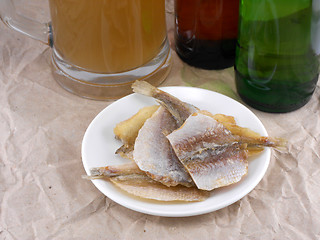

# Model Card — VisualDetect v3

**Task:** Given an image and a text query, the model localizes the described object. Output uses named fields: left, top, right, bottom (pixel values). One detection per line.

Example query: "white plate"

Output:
left=82, top=86, right=270, bottom=217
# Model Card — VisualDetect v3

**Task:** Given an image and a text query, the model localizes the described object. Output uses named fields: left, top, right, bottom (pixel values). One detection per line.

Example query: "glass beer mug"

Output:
left=0, top=0, right=172, bottom=100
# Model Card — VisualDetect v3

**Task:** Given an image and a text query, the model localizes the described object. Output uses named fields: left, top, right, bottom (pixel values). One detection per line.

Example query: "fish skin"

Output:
left=167, top=113, right=249, bottom=191
left=180, top=144, right=248, bottom=191
left=133, top=106, right=194, bottom=187
left=132, top=80, right=198, bottom=126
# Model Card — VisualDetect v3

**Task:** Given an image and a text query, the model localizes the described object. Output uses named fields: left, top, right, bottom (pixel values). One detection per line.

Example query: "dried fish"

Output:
left=133, top=106, right=194, bottom=187
left=132, top=81, right=285, bottom=191
left=86, top=162, right=209, bottom=202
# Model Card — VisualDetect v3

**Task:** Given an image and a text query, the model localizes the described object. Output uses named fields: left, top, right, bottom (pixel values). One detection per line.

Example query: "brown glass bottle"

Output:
left=174, top=0, right=239, bottom=70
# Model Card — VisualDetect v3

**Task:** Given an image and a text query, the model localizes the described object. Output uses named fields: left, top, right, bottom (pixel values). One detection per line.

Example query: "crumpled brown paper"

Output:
left=1, top=0, right=319, bottom=239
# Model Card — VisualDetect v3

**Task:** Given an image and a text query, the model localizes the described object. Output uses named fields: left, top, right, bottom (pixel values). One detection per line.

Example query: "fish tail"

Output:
left=81, top=167, right=118, bottom=180
left=81, top=169, right=106, bottom=180
left=270, top=137, right=288, bottom=152
left=261, top=136, right=287, bottom=149
left=244, top=136, right=288, bottom=152
left=132, top=80, right=159, bottom=97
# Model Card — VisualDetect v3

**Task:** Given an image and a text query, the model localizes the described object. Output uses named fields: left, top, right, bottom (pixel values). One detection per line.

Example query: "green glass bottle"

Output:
left=235, top=0, right=320, bottom=113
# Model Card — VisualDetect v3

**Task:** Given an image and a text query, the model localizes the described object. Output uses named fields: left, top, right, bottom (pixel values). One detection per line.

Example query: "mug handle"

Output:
left=0, top=0, right=52, bottom=46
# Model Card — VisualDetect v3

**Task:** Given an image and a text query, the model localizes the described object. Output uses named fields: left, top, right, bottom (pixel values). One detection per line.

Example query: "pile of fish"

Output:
left=85, top=81, right=285, bottom=202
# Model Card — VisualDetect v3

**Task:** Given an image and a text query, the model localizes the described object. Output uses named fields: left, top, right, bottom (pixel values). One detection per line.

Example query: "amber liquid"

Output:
left=175, top=0, right=239, bottom=70
left=49, top=0, right=167, bottom=73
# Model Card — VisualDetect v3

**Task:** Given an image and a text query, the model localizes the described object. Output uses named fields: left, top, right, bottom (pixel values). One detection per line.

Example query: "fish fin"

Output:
left=132, top=80, right=158, bottom=97
left=115, top=144, right=134, bottom=160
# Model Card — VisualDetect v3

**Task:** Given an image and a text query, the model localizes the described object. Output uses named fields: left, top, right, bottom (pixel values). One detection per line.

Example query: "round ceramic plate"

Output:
left=82, top=86, right=270, bottom=217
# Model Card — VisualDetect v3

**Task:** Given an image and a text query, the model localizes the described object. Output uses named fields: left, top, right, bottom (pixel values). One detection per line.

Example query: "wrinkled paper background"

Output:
left=0, top=0, right=319, bottom=239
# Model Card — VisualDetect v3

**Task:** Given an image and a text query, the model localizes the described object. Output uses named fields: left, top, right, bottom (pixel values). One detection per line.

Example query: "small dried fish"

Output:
left=133, top=106, right=194, bottom=187
left=85, top=162, right=209, bottom=202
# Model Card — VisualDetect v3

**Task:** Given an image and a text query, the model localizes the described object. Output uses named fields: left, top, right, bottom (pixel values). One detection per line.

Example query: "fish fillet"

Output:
left=133, top=106, right=194, bottom=187
left=167, top=112, right=249, bottom=191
